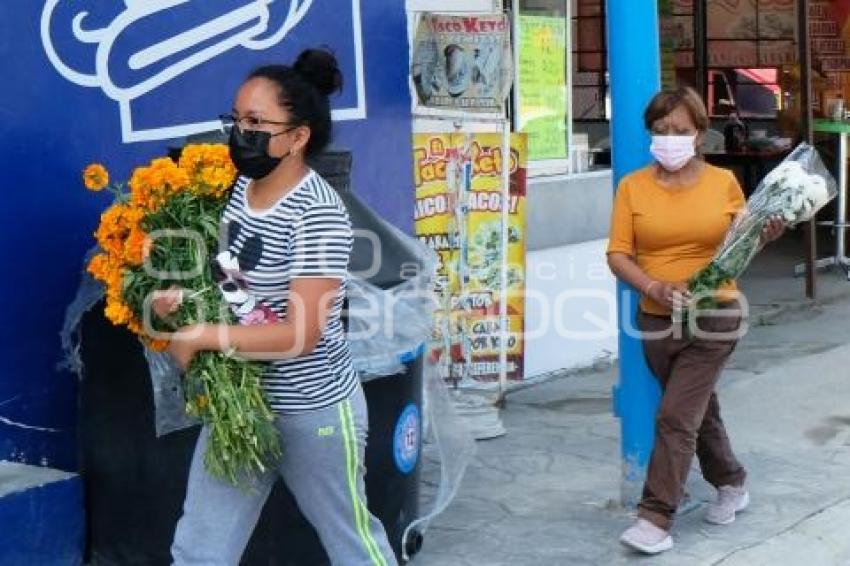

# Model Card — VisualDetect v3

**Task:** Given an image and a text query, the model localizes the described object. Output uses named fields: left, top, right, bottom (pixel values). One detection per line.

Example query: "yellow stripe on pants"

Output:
left=339, top=401, right=386, bottom=566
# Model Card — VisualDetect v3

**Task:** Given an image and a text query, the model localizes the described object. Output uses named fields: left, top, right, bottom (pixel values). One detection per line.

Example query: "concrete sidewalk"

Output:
left=413, top=264, right=850, bottom=565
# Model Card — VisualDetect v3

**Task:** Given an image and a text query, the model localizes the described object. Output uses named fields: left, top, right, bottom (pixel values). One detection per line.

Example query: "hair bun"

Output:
left=294, top=48, right=343, bottom=97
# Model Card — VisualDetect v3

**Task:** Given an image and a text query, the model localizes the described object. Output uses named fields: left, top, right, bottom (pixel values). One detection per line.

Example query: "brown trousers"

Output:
left=636, top=310, right=747, bottom=530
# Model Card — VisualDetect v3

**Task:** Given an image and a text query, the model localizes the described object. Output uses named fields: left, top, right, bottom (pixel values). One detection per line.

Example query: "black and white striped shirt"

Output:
left=218, top=171, right=357, bottom=413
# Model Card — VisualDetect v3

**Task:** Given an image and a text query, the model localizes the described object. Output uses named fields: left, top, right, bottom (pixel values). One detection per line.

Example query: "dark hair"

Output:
left=643, top=86, right=709, bottom=132
left=248, top=48, right=343, bottom=156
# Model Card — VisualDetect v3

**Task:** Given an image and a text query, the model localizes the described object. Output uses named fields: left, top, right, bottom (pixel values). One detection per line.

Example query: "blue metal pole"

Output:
left=605, top=0, right=662, bottom=506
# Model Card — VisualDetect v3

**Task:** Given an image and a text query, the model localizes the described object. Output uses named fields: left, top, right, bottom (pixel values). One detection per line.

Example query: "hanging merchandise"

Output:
left=411, top=12, right=514, bottom=114
left=413, top=132, right=528, bottom=386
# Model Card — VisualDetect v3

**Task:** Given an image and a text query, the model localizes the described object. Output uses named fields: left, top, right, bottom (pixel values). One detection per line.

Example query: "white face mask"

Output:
left=650, top=134, right=696, bottom=172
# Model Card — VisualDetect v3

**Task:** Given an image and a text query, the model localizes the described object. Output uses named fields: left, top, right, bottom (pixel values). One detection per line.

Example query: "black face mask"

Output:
left=228, top=127, right=282, bottom=180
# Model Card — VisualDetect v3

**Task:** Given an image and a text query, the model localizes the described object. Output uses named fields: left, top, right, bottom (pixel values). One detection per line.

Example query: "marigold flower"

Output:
left=84, top=143, right=273, bottom=486
left=126, top=319, right=142, bottom=335
left=104, top=300, right=133, bottom=326
left=123, top=228, right=149, bottom=267
left=95, top=204, right=136, bottom=257
left=200, top=167, right=236, bottom=192
left=86, top=253, right=110, bottom=282
left=83, top=163, right=109, bottom=191
left=129, top=165, right=151, bottom=195
left=104, top=282, right=126, bottom=308
left=125, top=206, right=145, bottom=226
left=148, top=157, right=190, bottom=194
left=179, top=144, right=236, bottom=194
left=179, top=144, right=233, bottom=171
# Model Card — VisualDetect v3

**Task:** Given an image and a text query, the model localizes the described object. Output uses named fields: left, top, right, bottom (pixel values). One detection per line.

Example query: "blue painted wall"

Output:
left=0, top=473, right=84, bottom=565
left=0, top=0, right=413, bottom=471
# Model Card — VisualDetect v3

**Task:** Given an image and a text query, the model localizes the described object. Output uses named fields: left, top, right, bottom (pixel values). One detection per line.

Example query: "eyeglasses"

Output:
left=219, top=113, right=296, bottom=133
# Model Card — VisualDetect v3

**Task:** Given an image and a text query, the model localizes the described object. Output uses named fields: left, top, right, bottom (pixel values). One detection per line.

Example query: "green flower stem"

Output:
left=122, top=191, right=280, bottom=487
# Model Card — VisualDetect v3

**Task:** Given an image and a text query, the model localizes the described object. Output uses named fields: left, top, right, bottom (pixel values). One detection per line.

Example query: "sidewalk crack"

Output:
left=710, top=494, right=850, bottom=565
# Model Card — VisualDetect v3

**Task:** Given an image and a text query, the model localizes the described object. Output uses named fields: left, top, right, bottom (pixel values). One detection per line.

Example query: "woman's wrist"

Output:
left=193, top=323, right=224, bottom=351
left=642, top=279, right=659, bottom=297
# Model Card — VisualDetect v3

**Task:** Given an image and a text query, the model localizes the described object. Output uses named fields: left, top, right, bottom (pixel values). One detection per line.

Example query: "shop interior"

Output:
left=523, top=0, right=850, bottom=301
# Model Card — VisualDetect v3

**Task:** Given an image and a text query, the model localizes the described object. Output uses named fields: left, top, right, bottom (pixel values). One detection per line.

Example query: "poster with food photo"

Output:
left=413, top=132, right=528, bottom=385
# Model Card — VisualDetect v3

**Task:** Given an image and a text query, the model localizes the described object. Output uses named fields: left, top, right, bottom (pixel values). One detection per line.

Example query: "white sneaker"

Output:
left=705, top=485, right=749, bottom=525
left=620, top=518, right=673, bottom=554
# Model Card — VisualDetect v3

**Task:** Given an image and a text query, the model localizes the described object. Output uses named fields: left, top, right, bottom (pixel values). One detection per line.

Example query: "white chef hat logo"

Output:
left=40, top=0, right=339, bottom=143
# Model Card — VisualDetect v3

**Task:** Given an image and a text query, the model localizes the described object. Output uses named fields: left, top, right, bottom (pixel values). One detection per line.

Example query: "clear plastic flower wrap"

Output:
left=687, top=142, right=837, bottom=311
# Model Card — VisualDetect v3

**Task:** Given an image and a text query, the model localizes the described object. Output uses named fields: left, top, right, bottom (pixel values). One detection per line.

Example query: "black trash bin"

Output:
left=77, top=148, right=427, bottom=565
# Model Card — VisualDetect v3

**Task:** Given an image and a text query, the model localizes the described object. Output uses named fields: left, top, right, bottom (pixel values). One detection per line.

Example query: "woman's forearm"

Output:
left=607, top=252, right=656, bottom=294
left=195, top=321, right=321, bottom=361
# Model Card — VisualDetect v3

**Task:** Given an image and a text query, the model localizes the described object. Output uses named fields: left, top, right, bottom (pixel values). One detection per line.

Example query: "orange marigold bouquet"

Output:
left=84, top=145, right=280, bottom=485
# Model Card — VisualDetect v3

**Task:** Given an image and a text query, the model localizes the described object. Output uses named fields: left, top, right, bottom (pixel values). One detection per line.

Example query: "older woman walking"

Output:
left=607, top=87, right=784, bottom=554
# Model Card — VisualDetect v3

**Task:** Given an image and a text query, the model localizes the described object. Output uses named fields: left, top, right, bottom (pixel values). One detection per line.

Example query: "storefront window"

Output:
left=514, top=0, right=611, bottom=175
left=705, top=0, right=795, bottom=118
left=571, top=0, right=607, bottom=121
left=569, top=0, right=611, bottom=172
left=659, top=0, right=696, bottom=89
left=514, top=0, right=571, bottom=173
left=708, top=68, right=781, bottom=118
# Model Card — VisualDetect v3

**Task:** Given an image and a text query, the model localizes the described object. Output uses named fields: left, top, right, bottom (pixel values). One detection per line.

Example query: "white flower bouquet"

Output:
left=687, top=143, right=837, bottom=312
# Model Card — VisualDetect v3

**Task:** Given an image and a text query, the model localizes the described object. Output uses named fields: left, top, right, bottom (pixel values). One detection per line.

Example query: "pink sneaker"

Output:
left=620, top=518, right=673, bottom=554
left=705, top=485, right=749, bottom=525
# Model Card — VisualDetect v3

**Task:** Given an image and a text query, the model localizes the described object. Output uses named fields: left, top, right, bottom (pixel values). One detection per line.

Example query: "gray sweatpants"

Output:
left=171, top=386, right=397, bottom=566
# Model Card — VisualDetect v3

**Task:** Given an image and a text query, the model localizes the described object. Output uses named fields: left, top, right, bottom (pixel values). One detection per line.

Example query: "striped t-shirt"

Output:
left=216, top=170, right=357, bottom=413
